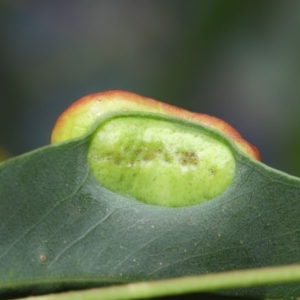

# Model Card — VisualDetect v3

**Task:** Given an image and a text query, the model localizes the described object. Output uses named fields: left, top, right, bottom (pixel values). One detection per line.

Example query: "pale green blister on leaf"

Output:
left=88, top=114, right=236, bottom=207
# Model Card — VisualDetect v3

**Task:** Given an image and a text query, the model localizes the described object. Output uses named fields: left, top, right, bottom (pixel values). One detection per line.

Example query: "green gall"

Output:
left=88, top=115, right=235, bottom=207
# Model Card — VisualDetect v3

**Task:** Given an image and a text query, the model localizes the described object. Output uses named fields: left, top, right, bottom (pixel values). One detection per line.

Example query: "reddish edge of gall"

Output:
left=52, top=90, right=261, bottom=161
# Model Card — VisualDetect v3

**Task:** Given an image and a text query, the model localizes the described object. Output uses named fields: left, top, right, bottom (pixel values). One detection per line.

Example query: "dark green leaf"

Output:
left=1, top=113, right=300, bottom=299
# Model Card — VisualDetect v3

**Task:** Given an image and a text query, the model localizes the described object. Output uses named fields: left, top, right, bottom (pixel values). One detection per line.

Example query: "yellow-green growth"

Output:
left=88, top=116, right=235, bottom=207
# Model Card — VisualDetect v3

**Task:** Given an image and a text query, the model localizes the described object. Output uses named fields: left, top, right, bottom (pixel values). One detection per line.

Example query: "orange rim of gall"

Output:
left=51, top=90, right=261, bottom=161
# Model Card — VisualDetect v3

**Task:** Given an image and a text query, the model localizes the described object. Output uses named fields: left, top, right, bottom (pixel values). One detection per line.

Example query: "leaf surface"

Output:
left=1, top=112, right=300, bottom=299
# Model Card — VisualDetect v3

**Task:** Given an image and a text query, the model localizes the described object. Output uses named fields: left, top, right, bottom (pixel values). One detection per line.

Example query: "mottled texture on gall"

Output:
left=88, top=116, right=236, bottom=207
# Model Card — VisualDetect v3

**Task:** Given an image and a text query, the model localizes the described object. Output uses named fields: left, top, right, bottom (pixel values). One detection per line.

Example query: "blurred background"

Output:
left=1, top=0, right=300, bottom=175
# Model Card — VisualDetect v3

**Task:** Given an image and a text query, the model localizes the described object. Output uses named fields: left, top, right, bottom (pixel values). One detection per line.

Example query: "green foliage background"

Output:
left=1, top=0, right=300, bottom=174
